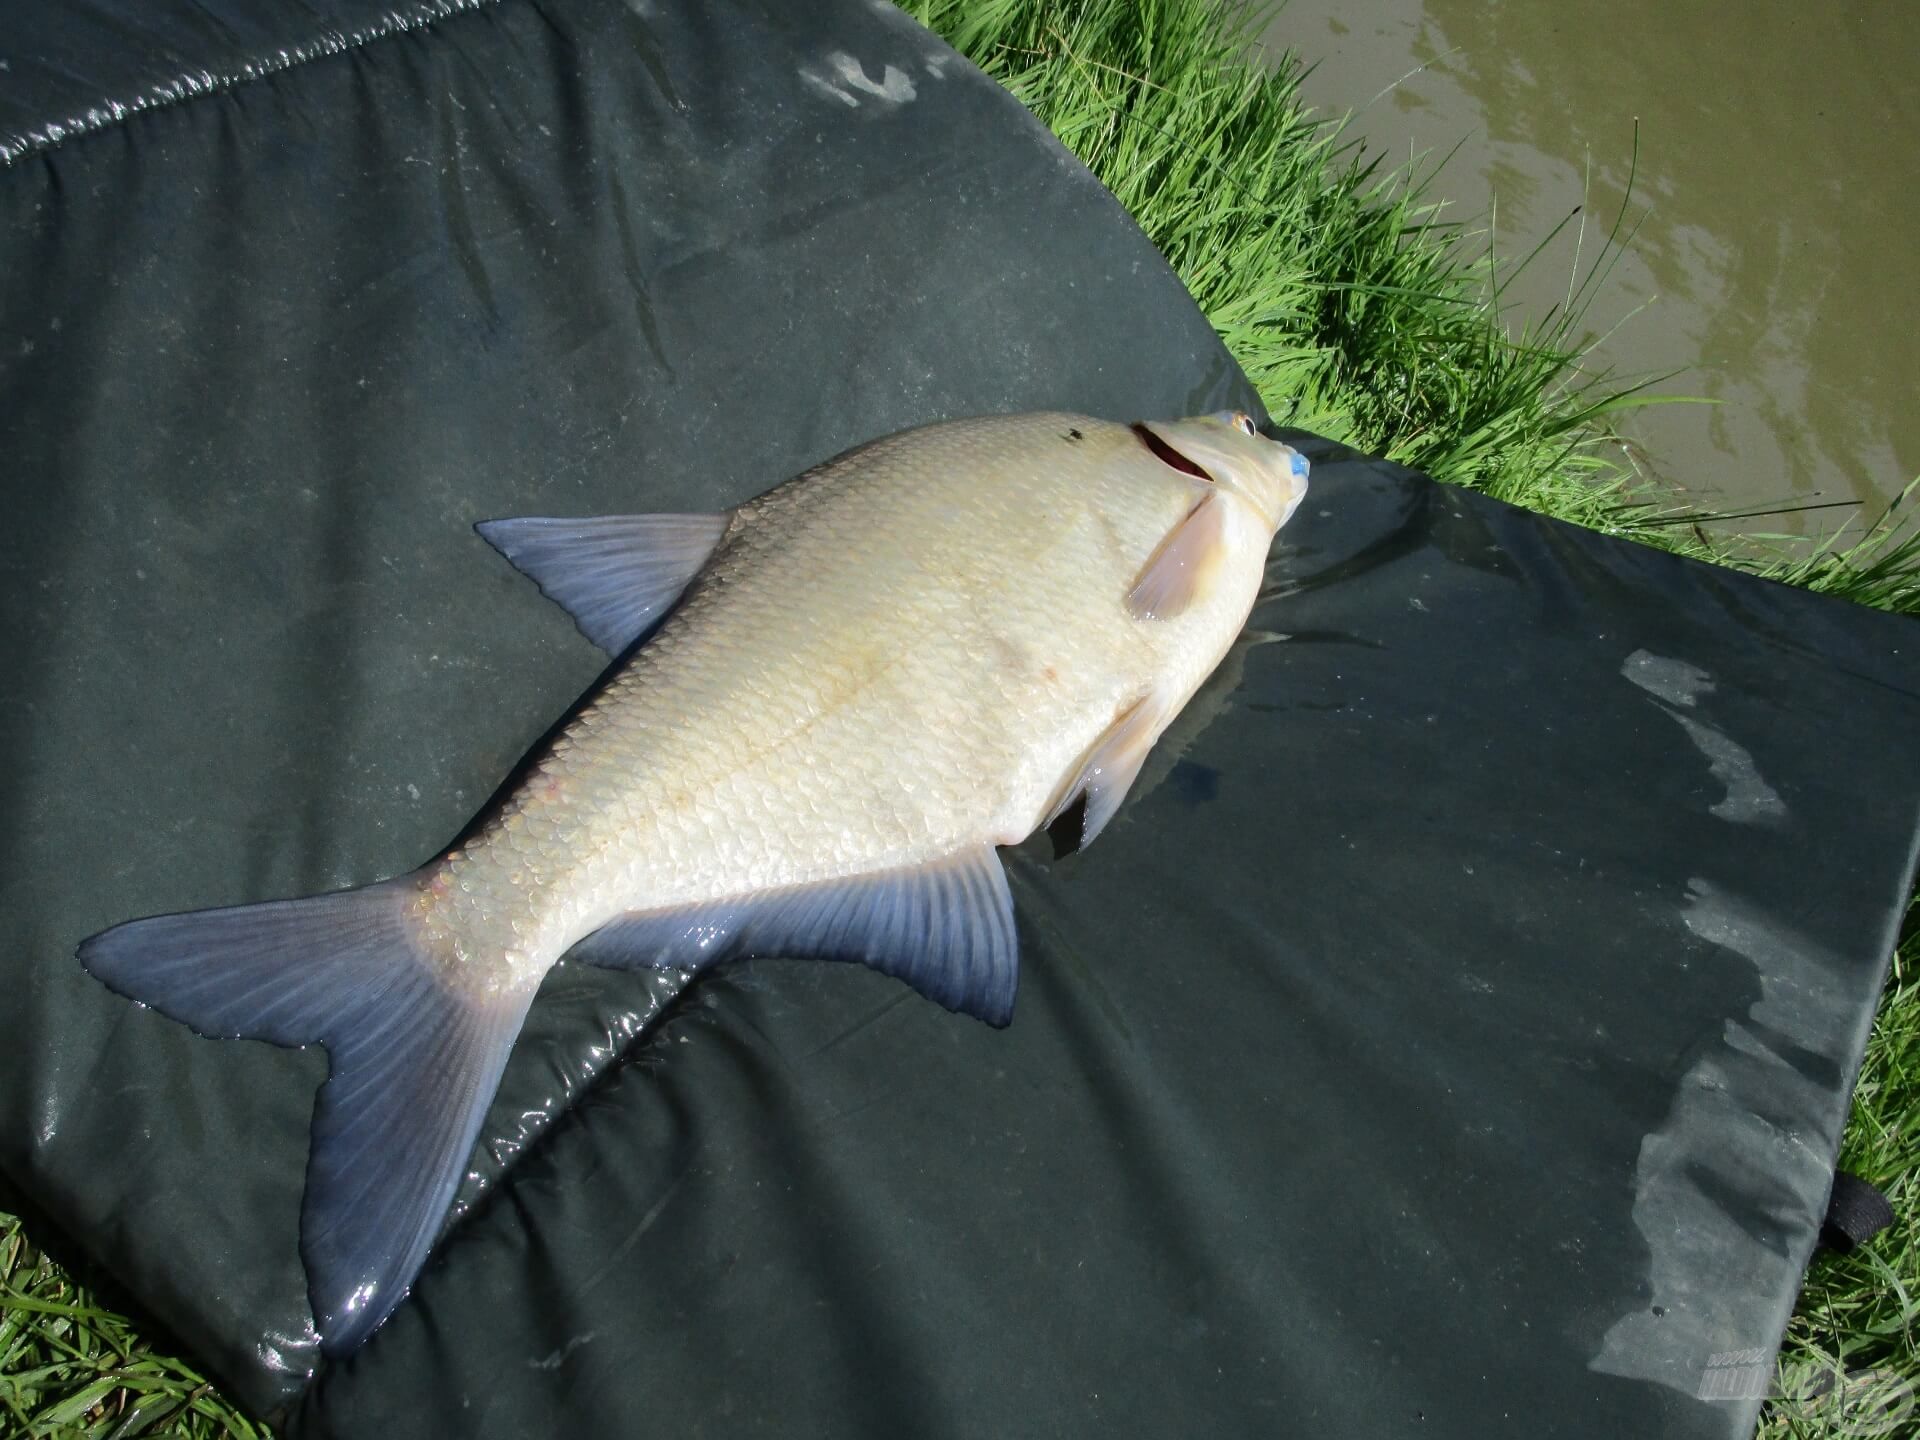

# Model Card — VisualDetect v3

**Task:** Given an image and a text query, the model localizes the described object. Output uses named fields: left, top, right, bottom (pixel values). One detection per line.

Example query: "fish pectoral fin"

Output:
left=476, top=511, right=731, bottom=654
left=569, top=846, right=1019, bottom=1026
left=77, top=877, right=537, bottom=1356
left=1127, top=489, right=1227, bottom=621
left=1045, top=692, right=1164, bottom=849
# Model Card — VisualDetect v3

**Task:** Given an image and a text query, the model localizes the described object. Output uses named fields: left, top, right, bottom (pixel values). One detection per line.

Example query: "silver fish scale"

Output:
left=414, top=413, right=1268, bottom=995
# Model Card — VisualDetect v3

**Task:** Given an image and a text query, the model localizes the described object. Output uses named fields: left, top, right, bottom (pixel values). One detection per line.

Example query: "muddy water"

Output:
left=1261, top=0, right=1920, bottom=533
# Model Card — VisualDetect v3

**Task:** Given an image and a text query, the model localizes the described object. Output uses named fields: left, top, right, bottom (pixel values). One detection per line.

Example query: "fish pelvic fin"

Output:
left=476, top=511, right=731, bottom=654
left=570, top=846, right=1019, bottom=1027
left=77, top=877, right=536, bottom=1357
left=1045, top=692, right=1163, bottom=850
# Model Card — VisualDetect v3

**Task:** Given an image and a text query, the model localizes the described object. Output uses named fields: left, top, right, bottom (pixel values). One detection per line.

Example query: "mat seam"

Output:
left=0, top=0, right=509, bottom=167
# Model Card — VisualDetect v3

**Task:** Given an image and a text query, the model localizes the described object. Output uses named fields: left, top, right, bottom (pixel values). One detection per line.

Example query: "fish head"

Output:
left=1135, top=411, right=1310, bottom=533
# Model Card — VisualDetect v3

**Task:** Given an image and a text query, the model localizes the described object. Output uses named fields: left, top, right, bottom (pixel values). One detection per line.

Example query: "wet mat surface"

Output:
left=2, top=1, right=1917, bottom=1435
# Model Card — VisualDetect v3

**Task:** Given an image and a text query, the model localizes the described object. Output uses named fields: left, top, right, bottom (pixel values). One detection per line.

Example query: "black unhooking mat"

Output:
left=3, top=1, right=1917, bottom=1435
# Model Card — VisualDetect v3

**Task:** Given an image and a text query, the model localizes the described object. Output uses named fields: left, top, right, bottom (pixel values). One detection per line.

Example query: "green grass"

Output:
left=6, top=0, right=1916, bottom=1433
left=1759, top=917, right=1920, bottom=1439
left=0, top=1213, right=265, bottom=1438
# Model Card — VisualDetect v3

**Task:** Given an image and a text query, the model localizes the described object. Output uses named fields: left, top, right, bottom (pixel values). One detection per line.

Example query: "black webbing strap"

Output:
left=1821, top=1170, right=1896, bottom=1252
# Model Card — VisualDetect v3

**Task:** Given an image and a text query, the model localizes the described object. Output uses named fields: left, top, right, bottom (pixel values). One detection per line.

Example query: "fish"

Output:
left=78, top=409, right=1310, bottom=1356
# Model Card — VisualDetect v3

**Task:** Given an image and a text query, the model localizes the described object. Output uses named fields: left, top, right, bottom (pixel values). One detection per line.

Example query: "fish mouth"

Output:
left=1131, top=423, right=1213, bottom=483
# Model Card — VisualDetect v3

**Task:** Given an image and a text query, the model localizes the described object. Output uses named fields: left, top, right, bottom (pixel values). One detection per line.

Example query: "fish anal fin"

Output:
left=476, top=512, right=731, bottom=655
left=1045, top=692, right=1164, bottom=849
left=78, top=879, right=538, bottom=1356
left=1127, top=490, right=1227, bottom=621
left=570, top=846, right=1018, bottom=1026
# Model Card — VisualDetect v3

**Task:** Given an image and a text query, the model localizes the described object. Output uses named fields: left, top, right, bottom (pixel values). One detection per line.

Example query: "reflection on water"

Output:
left=1263, top=0, right=1920, bottom=530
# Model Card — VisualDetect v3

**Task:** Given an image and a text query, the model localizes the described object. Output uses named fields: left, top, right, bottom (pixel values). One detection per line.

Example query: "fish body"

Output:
left=80, top=410, right=1308, bottom=1355
left=430, top=413, right=1297, bottom=992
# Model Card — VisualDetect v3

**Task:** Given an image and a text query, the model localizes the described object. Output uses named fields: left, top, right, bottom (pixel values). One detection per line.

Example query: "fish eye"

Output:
left=1204, top=410, right=1260, bottom=437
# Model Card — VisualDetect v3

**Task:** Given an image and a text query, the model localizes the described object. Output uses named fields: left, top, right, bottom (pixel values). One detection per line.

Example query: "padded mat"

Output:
left=2, top=1, right=1916, bottom=1435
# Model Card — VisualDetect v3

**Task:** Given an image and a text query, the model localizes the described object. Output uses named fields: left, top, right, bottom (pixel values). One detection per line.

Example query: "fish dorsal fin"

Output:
left=1045, top=693, right=1164, bottom=849
left=1127, top=490, right=1226, bottom=621
left=569, top=846, right=1019, bottom=1026
left=476, top=512, right=731, bottom=655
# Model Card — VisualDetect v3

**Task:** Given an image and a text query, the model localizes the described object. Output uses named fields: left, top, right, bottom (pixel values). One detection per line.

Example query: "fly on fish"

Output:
left=79, top=410, right=1310, bottom=1356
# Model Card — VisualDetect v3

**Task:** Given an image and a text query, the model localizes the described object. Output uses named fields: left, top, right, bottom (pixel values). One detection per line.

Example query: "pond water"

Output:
left=1261, top=0, right=1919, bottom=534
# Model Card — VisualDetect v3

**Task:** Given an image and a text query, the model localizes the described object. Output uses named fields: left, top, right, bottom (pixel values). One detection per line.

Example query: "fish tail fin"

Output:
left=78, top=876, right=535, bottom=1355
